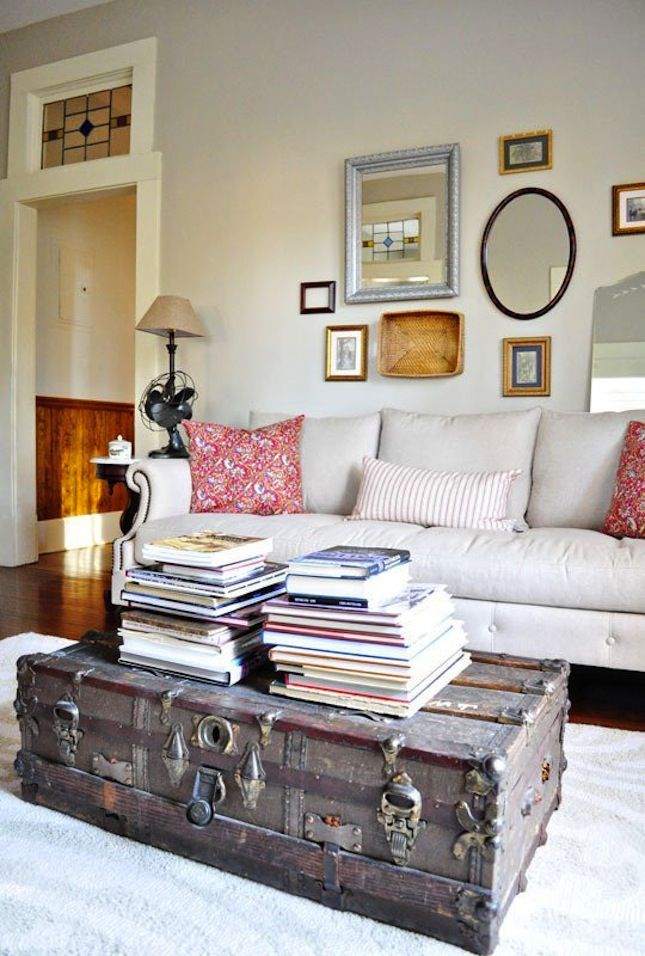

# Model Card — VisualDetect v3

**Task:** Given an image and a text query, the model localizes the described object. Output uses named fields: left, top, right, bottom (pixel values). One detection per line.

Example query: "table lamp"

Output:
left=136, top=295, right=204, bottom=458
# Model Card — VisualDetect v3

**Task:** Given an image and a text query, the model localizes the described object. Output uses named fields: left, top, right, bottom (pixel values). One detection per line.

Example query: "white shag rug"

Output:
left=0, top=634, right=644, bottom=956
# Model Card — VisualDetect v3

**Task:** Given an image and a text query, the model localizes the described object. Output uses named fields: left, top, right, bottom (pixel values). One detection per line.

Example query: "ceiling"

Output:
left=0, top=0, right=115, bottom=34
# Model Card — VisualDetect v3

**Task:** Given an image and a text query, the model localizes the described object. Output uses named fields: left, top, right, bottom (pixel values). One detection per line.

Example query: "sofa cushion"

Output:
left=249, top=411, right=381, bottom=515
left=184, top=417, right=305, bottom=515
left=378, top=407, right=541, bottom=523
left=527, top=409, right=645, bottom=530
left=602, top=420, right=645, bottom=538
left=135, top=513, right=645, bottom=614
left=349, top=456, right=521, bottom=529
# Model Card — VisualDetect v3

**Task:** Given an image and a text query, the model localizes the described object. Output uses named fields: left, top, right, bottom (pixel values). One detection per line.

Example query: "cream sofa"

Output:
left=112, top=407, right=645, bottom=672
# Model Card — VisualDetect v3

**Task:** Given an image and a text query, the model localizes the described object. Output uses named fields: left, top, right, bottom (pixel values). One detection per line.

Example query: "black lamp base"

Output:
left=149, top=427, right=190, bottom=459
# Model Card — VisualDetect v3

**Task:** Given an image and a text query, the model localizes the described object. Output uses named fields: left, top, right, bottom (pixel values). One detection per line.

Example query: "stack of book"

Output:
left=262, top=546, right=470, bottom=717
left=118, top=531, right=287, bottom=685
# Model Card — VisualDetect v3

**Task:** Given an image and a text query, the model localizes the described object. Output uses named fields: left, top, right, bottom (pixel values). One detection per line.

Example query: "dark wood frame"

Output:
left=325, top=325, right=368, bottom=381
left=300, top=281, right=336, bottom=314
left=499, top=129, right=552, bottom=175
left=612, top=181, right=645, bottom=236
left=502, top=336, right=551, bottom=397
left=480, top=187, right=576, bottom=320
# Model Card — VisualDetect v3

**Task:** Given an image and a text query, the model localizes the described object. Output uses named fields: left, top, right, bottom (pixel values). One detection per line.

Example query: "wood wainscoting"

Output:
left=36, top=396, right=135, bottom=522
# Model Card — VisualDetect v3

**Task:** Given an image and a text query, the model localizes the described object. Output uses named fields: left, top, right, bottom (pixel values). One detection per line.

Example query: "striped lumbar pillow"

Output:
left=349, top=457, right=522, bottom=529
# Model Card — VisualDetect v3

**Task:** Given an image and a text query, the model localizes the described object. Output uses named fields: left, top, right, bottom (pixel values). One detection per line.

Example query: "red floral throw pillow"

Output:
left=184, top=416, right=305, bottom=515
left=602, top=421, right=645, bottom=539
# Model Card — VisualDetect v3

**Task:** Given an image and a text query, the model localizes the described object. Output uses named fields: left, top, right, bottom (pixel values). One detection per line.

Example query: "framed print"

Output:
left=612, top=182, right=645, bottom=236
left=502, top=336, right=551, bottom=396
left=325, top=325, right=368, bottom=381
left=300, top=280, right=336, bottom=314
left=499, top=130, right=552, bottom=175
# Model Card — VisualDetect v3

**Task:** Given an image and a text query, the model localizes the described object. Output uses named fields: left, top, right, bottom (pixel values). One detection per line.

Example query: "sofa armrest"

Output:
left=126, top=458, right=192, bottom=524
left=112, top=459, right=192, bottom=575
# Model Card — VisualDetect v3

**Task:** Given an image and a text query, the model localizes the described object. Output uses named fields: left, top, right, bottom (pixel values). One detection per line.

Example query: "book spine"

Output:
left=287, top=594, right=368, bottom=609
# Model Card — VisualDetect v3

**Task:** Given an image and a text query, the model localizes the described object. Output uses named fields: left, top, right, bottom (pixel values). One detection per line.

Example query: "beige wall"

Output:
left=1, top=0, right=645, bottom=428
left=36, top=192, right=136, bottom=402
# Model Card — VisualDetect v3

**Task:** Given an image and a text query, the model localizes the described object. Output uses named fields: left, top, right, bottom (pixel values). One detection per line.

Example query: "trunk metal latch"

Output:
left=186, top=767, right=226, bottom=827
left=377, top=771, right=426, bottom=866
left=52, top=696, right=83, bottom=767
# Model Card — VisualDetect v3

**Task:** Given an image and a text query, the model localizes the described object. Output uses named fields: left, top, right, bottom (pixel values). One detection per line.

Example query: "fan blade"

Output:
left=171, top=387, right=195, bottom=405
left=147, top=401, right=169, bottom=421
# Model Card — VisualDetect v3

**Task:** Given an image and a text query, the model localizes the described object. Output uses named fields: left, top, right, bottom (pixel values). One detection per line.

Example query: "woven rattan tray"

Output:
left=377, top=309, right=464, bottom=377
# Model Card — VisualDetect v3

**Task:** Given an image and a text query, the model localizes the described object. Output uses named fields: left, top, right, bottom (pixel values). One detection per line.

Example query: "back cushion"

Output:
left=527, top=409, right=645, bottom=529
left=378, top=407, right=542, bottom=522
left=249, top=411, right=381, bottom=515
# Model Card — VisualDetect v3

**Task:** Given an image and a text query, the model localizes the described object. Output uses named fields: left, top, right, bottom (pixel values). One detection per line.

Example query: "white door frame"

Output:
left=0, top=39, right=162, bottom=566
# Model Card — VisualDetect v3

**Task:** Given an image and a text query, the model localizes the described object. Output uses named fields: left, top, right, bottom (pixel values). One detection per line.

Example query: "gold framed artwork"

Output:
left=499, top=130, right=552, bottom=175
left=612, top=182, right=645, bottom=236
left=502, top=337, right=551, bottom=396
left=325, top=325, right=368, bottom=381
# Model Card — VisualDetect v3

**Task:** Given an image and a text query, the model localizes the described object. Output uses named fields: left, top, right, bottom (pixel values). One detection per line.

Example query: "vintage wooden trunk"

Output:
left=14, top=635, right=569, bottom=954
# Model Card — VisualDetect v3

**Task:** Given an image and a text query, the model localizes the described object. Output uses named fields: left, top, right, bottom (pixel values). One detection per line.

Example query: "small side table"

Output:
left=91, top=457, right=140, bottom=535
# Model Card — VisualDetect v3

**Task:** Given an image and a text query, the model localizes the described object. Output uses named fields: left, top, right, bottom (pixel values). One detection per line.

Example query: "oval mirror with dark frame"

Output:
left=345, top=144, right=460, bottom=304
left=481, top=187, right=576, bottom=320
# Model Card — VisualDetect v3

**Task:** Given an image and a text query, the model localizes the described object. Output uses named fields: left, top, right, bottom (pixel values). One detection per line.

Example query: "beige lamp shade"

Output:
left=136, top=295, right=204, bottom=338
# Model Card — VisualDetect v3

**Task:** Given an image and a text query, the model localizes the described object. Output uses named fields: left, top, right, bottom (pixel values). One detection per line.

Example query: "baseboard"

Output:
left=38, top=513, right=121, bottom=553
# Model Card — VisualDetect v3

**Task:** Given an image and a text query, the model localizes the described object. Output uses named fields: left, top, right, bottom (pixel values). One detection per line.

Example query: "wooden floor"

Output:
left=1, top=545, right=643, bottom=730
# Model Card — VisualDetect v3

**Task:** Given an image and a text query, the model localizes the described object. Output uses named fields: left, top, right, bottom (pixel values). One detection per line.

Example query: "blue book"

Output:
left=287, top=546, right=411, bottom=579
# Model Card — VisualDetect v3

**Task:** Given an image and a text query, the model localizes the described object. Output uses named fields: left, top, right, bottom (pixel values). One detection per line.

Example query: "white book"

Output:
left=119, top=630, right=260, bottom=666
left=121, top=582, right=286, bottom=619
left=118, top=626, right=261, bottom=660
left=269, top=621, right=466, bottom=674
left=286, top=562, right=409, bottom=602
left=264, top=617, right=462, bottom=661
left=142, top=531, right=272, bottom=568
left=265, top=600, right=454, bottom=642
left=285, top=650, right=468, bottom=698
left=270, top=653, right=471, bottom=718
left=264, top=584, right=449, bottom=625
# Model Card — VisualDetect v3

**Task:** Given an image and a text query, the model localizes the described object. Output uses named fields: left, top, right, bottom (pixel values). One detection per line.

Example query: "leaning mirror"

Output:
left=345, top=144, right=460, bottom=303
left=481, top=187, right=576, bottom=320
left=590, top=272, right=645, bottom=412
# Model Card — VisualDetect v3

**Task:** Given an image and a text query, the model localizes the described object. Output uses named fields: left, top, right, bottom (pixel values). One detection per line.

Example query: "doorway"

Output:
left=33, top=188, right=137, bottom=553
left=0, top=37, right=161, bottom=568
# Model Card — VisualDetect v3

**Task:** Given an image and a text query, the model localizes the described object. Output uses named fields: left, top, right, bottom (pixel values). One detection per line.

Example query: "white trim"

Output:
left=9, top=37, right=156, bottom=176
left=0, top=38, right=161, bottom=567
left=38, top=513, right=122, bottom=554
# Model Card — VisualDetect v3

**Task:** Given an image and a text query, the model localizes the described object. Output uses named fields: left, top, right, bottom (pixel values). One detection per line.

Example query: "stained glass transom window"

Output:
left=362, top=216, right=421, bottom=262
left=41, top=85, right=132, bottom=169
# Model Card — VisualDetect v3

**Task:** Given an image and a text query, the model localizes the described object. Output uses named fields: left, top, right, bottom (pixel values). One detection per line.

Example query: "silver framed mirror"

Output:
left=345, top=144, right=460, bottom=304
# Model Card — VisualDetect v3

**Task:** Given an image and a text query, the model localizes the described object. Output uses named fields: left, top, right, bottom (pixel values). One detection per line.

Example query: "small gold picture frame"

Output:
left=499, top=130, right=552, bottom=175
left=503, top=337, right=551, bottom=396
left=612, top=182, right=645, bottom=236
left=325, top=325, right=368, bottom=381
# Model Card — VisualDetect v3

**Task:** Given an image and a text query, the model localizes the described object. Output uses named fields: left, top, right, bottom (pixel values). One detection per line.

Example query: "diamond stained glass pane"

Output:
left=41, top=84, right=132, bottom=169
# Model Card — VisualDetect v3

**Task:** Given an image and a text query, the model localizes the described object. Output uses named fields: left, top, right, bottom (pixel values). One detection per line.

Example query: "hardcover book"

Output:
left=265, top=583, right=449, bottom=625
left=141, top=531, right=272, bottom=568
left=285, top=561, right=409, bottom=604
left=121, top=582, right=286, bottom=620
left=287, top=545, right=411, bottom=579
left=126, top=562, right=287, bottom=598
left=269, top=653, right=471, bottom=717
